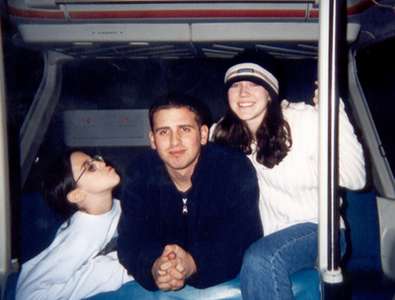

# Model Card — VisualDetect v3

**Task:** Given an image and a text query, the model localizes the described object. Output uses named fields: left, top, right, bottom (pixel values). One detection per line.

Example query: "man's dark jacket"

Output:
left=118, top=143, right=262, bottom=291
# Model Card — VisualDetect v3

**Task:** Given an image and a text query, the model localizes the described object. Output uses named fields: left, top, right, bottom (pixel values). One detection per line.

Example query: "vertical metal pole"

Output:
left=0, top=19, right=11, bottom=293
left=318, top=0, right=343, bottom=287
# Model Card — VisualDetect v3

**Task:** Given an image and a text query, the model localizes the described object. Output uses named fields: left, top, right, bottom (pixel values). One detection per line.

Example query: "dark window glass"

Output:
left=356, top=37, right=395, bottom=174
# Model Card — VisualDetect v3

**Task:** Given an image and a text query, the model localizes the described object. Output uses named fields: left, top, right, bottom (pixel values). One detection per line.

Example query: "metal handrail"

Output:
left=318, top=0, right=343, bottom=287
left=0, top=19, right=12, bottom=297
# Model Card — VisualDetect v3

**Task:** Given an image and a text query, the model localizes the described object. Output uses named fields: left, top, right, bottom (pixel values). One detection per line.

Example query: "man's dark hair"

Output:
left=149, top=93, right=211, bottom=130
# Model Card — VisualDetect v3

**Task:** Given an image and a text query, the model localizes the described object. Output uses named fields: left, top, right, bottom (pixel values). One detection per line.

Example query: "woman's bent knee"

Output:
left=242, top=239, right=272, bottom=273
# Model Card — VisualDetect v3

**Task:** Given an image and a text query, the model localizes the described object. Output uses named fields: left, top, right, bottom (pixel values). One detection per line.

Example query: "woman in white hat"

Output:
left=211, top=52, right=366, bottom=300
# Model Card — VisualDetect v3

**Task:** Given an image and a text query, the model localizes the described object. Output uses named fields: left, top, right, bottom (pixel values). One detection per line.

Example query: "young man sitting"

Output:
left=117, top=94, right=263, bottom=293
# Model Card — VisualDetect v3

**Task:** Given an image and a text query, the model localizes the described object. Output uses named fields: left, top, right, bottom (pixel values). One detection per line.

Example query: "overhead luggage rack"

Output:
left=12, top=21, right=361, bottom=59
left=6, top=0, right=367, bottom=56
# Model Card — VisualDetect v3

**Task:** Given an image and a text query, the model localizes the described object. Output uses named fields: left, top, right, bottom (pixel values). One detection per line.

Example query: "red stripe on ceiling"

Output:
left=7, top=0, right=375, bottom=20
left=309, top=9, right=318, bottom=18
left=8, top=6, right=64, bottom=18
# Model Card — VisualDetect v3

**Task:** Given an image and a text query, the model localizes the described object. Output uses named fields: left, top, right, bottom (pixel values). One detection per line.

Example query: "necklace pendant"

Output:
left=182, top=198, right=188, bottom=215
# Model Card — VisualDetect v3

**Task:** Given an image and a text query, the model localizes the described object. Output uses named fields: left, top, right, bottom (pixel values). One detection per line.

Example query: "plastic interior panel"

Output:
left=19, top=192, right=65, bottom=263
left=17, top=23, right=361, bottom=45
left=377, top=196, right=395, bottom=280
left=3, top=272, right=18, bottom=300
left=342, top=191, right=395, bottom=299
left=192, top=23, right=359, bottom=43
left=18, top=23, right=191, bottom=43
left=63, top=109, right=150, bottom=147
left=343, top=191, right=381, bottom=273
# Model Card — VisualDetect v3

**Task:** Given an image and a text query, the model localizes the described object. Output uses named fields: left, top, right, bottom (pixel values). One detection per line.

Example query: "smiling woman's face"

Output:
left=70, top=151, right=120, bottom=194
left=227, top=80, right=271, bottom=134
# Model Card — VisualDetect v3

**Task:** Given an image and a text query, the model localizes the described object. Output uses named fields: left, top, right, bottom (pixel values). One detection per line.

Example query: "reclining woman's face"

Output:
left=70, top=151, right=120, bottom=194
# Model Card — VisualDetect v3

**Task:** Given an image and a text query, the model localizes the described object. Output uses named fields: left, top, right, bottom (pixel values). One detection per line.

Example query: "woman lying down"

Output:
left=16, top=150, right=134, bottom=300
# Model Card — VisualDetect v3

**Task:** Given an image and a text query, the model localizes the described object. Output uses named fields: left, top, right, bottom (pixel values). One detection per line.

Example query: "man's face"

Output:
left=149, top=107, right=208, bottom=176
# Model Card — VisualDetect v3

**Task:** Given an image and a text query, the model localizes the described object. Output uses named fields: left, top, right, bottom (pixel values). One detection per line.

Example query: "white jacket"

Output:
left=16, top=199, right=133, bottom=300
left=211, top=100, right=366, bottom=236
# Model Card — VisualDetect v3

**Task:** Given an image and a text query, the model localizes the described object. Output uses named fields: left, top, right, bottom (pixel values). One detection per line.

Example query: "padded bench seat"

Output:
left=4, top=268, right=320, bottom=300
left=88, top=269, right=319, bottom=300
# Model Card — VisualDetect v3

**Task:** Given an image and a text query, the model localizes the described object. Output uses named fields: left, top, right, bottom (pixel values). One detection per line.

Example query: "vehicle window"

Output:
left=356, top=37, right=395, bottom=174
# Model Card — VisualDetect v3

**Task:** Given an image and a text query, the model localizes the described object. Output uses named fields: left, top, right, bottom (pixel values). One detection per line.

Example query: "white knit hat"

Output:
left=224, top=62, right=279, bottom=100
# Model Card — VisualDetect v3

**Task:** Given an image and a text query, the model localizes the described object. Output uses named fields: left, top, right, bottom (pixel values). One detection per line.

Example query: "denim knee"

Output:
left=242, top=240, right=272, bottom=275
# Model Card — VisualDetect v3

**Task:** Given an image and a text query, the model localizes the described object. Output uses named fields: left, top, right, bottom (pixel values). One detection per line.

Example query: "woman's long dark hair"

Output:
left=213, top=98, right=292, bottom=168
left=43, top=150, right=79, bottom=219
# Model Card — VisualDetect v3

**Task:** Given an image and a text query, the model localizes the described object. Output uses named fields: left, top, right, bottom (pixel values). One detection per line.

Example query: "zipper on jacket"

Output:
left=182, top=197, right=188, bottom=215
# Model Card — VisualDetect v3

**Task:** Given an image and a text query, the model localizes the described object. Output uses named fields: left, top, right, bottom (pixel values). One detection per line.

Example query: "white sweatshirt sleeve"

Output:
left=66, top=252, right=132, bottom=300
left=337, top=100, right=366, bottom=190
left=284, top=99, right=366, bottom=190
left=16, top=200, right=133, bottom=300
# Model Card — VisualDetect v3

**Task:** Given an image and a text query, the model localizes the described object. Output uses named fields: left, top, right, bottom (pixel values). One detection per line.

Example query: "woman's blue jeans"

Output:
left=240, top=222, right=344, bottom=300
